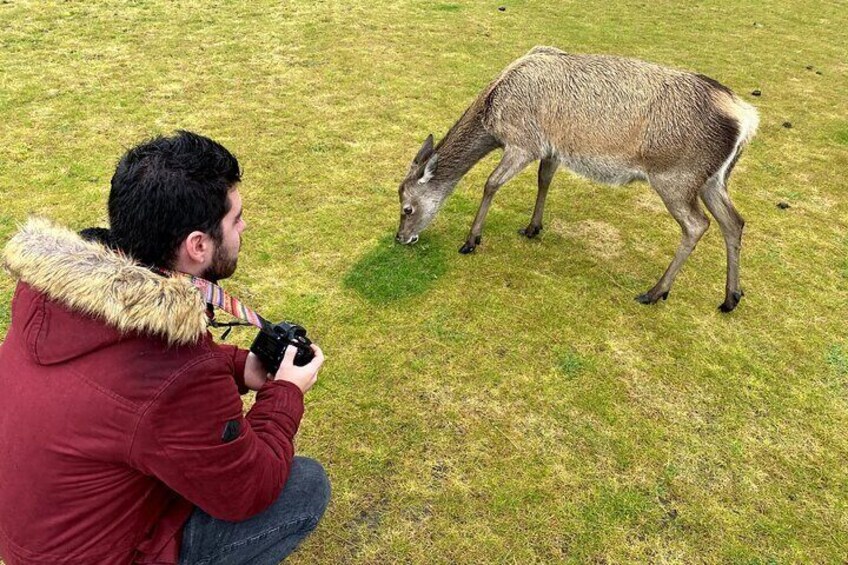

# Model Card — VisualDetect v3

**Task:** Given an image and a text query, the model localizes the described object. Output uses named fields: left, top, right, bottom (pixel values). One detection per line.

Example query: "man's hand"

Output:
left=275, top=344, right=324, bottom=394
left=244, top=352, right=272, bottom=391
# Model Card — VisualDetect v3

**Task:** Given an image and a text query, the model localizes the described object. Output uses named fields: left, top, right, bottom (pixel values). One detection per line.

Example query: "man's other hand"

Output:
left=275, top=344, right=324, bottom=394
left=244, top=352, right=271, bottom=391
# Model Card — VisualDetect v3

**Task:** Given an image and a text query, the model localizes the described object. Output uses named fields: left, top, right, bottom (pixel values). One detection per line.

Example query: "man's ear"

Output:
left=182, top=230, right=213, bottom=264
left=418, top=153, right=438, bottom=184
left=412, top=133, right=435, bottom=165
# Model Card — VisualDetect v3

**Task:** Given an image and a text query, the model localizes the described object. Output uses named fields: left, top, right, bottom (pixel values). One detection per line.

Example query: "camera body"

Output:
left=250, top=321, right=314, bottom=375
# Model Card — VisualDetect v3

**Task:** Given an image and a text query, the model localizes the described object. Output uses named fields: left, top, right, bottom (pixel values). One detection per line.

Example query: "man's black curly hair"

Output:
left=105, top=130, right=241, bottom=269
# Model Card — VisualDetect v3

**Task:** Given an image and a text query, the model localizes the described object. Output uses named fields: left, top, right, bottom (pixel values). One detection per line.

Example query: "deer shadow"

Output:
left=344, top=234, right=449, bottom=302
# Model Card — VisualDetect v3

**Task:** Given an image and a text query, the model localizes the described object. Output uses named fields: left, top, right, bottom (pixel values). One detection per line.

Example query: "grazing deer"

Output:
left=395, top=46, right=758, bottom=312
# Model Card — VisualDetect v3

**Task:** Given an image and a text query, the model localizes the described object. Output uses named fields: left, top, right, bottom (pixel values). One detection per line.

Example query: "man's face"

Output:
left=202, top=188, right=246, bottom=282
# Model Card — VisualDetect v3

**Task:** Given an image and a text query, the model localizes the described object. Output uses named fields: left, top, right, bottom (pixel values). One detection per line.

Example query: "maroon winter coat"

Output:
left=0, top=219, right=305, bottom=564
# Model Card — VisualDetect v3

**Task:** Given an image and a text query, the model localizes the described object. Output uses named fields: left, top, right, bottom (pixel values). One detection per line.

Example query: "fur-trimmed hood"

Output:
left=3, top=217, right=208, bottom=346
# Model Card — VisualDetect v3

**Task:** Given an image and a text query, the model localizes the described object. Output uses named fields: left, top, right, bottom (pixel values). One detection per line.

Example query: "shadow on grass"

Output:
left=344, top=234, right=448, bottom=302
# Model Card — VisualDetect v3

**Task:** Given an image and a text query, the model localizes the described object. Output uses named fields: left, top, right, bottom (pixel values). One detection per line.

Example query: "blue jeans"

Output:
left=179, top=457, right=330, bottom=565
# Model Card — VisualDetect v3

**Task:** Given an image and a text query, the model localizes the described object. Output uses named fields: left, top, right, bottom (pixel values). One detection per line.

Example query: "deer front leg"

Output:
left=519, top=156, right=558, bottom=238
left=460, top=148, right=534, bottom=254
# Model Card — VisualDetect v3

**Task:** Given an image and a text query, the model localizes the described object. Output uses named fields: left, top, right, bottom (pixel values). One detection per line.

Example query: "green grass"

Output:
left=1, top=0, right=847, bottom=563
left=344, top=236, right=448, bottom=302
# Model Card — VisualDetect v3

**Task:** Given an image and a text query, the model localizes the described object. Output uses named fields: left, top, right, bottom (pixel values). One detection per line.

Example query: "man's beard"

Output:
left=201, top=241, right=238, bottom=283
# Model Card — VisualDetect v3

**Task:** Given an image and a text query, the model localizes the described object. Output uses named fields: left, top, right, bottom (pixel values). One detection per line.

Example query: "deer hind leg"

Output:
left=519, top=157, right=558, bottom=239
left=636, top=172, right=710, bottom=305
left=460, top=147, right=534, bottom=254
left=700, top=175, right=746, bottom=312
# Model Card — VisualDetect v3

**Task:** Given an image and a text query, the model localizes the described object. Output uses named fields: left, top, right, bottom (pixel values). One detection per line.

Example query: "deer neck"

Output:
left=432, top=101, right=499, bottom=193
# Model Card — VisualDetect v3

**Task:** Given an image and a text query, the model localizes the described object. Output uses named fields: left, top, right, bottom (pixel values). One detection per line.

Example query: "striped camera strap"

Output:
left=176, top=273, right=265, bottom=330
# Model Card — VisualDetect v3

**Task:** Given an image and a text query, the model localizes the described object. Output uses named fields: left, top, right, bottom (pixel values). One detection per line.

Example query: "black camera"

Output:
left=250, top=321, right=314, bottom=375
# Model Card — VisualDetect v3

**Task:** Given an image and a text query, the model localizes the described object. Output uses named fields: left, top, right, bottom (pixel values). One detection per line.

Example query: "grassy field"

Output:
left=1, top=1, right=847, bottom=563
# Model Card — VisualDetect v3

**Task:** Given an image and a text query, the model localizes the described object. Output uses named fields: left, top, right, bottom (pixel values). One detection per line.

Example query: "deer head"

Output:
left=395, top=134, right=449, bottom=245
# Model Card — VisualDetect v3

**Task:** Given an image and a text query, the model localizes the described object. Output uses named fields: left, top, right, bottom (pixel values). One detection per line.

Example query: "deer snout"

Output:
left=395, top=232, right=419, bottom=245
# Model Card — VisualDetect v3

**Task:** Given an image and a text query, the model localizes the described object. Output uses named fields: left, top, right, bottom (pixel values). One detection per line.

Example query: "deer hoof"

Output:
left=459, top=242, right=476, bottom=254
left=519, top=225, right=542, bottom=238
left=718, top=290, right=744, bottom=313
left=635, top=290, right=669, bottom=305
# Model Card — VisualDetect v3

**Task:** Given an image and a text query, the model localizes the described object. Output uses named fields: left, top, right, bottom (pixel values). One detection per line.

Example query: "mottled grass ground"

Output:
left=1, top=1, right=846, bottom=563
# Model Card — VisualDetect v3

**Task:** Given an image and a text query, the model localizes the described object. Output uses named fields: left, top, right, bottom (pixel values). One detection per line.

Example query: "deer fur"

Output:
left=396, top=46, right=758, bottom=312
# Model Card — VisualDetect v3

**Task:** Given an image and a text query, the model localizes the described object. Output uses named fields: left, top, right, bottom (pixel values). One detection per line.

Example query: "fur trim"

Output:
left=3, top=217, right=208, bottom=345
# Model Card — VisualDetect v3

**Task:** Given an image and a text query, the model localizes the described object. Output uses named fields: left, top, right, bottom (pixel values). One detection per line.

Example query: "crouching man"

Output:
left=0, top=131, right=329, bottom=564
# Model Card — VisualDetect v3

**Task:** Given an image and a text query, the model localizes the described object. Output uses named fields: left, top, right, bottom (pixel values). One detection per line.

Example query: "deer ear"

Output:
left=418, top=153, right=438, bottom=184
left=413, top=134, right=435, bottom=165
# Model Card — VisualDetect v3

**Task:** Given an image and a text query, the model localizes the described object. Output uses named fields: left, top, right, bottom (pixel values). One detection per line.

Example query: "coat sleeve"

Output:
left=130, top=355, right=304, bottom=521
left=215, top=343, right=250, bottom=394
